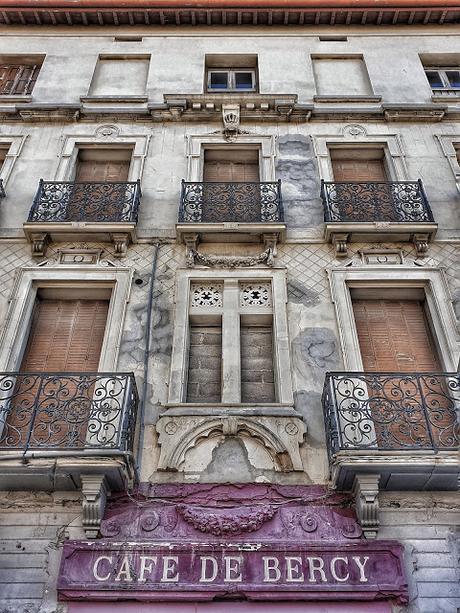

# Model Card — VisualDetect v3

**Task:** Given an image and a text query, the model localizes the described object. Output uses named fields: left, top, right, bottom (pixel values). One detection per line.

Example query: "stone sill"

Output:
left=0, top=94, right=32, bottom=103
left=177, top=222, right=286, bottom=243
left=161, top=403, right=300, bottom=417
left=81, top=95, right=148, bottom=103
left=313, top=95, right=382, bottom=103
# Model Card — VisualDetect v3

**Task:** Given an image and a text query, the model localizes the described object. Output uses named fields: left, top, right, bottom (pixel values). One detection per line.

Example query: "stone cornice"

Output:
left=0, top=0, right=459, bottom=27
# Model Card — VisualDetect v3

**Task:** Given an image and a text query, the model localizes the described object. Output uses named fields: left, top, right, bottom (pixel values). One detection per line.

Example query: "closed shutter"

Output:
left=0, top=64, right=39, bottom=95
left=332, top=158, right=387, bottom=182
left=75, top=159, right=130, bottom=182
left=353, top=299, right=441, bottom=372
left=204, top=161, right=259, bottom=182
left=352, top=299, right=451, bottom=448
left=6, top=299, right=110, bottom=448
left=20, top=299, right=109, bottom=372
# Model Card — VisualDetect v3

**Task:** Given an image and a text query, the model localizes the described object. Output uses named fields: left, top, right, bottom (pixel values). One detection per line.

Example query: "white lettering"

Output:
left=161, top=556, right=179, bottom=582
left=286, top=557, right=304, bottom=582
left=138, top=556, right=157, bottom=583
left=330, top=557, right=349, bottom=582
left=307, top=557, right=327, bottom=583
left=93, top=556, right=112, bottom=582
left=199, top=556, right=218, bottom=583
left=263, top=556, right=281, bottom=582
left=352, top=556, right=369, bottom=583
left=224, top=556, right=242, bottom=582
left=115, top=555, right=133, bottom=583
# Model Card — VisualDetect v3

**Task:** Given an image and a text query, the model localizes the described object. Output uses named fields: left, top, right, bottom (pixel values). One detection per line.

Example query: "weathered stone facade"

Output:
left=0, top=4, right=459, bottom=612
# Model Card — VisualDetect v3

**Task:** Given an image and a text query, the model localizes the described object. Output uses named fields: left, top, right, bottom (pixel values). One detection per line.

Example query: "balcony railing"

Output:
left=179, top=180, right=284, bottom=224
left=323, top=372, right=460, bottom=456
left=0, top=179, right=5, bottom=199
left=28, top=180, right=141, bottom=223
left=0, top=372, right=138, bottom=452
left=321, top=180, right=435, bottom=224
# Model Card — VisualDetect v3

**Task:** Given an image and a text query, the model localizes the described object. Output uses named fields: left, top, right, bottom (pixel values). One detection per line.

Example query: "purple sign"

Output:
left=58, top=484, right=408, bottom=604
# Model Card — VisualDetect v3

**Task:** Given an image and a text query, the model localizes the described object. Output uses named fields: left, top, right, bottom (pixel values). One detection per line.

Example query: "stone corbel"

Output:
left=81, top=474, right=110, bottom=539
left=110, top=233, right=130, bottom=258
left=332, top=233, right=349, bottom=257
left=184, top=233, right=199, bottom=267
left=262, top=232, right=279, bottom=266
left=30, top=232, right=50, bottom=258
left=275, top=99, right=294, bottom=118
left=352, top=473, right=380, bottom=539
left=413, top=233, right=430, bottom=257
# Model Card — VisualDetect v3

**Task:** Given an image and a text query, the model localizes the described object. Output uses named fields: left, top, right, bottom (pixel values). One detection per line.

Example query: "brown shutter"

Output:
left=332, top=158, right=387, bottom=182
left=353, top=299, right=441, bottom=373
left=20, top=299, right=109, bottom=373
left=204, top=161, right=259, bottom=182
left=75, top=159, right=129, bottom=182
left=0, top=64, right=39, bottom=95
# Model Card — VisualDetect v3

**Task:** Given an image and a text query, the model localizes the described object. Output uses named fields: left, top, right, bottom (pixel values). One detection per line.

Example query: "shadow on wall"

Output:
left=275, top=135, right=322, bottom=228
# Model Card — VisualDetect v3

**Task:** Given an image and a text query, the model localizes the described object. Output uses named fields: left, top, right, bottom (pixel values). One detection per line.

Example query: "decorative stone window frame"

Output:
left=435, top=134, right=460, bottom=191
left=0, top=134, right=28, bottom=188
left=186, top=133, right=276, bottom=182
left=312, top=125, right=409, bottom=182
left=168, top=267, right=293, bottom=405
left=328, top=265, right=459, bottom=371
left=54, top=125, right=151, bottom=182
left=0, top=262, right=133, bottom=372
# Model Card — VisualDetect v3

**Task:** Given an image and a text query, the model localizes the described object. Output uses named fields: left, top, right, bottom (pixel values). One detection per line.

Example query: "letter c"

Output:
left=93, top=556, right=112, bottom=581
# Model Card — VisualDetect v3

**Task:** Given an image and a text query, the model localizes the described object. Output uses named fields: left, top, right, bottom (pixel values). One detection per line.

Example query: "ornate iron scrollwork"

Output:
left=28, top=180, right=141, bottom=223
left=323, top=372, right=459, bottom=454
left=0, top=179, right=5, bottom=200
left=0, top=372, right=138, bottom=452
left=321, top=180, right=434, bottom=223
left=179, top=180, right=283, bottom=224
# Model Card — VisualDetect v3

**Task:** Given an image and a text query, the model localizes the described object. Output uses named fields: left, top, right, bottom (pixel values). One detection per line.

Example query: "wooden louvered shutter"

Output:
left=204, top=161, right=260, bottom=183
left=20, top=299, right=109, bottom=373
left=332, top=158, right=387, bottom=182
left=353, top=299, right=441, bottom=373
left=352, top=299, right=451, bottom=448
left=75, top=159, right=129, bottom=182
left=0, top=64, right=38, bottom=95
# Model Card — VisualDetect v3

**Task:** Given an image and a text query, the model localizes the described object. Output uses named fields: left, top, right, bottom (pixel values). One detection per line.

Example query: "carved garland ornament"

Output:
left=187, top=248, right=275, bottom=268
left=177, top=504, right=277, bottom=536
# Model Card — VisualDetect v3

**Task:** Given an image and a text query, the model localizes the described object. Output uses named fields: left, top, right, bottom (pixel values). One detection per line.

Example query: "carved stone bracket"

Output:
left=110, top=232, right=130, bottom=258
left=222, top=104, right=240, bottom=141
left=413, top=233, right=430, bottom=257
left=30, top=232, right=50, bottom=258
left=81, top=474, right=111, bottom=539
left=352, top=473, right=380, bottom=539
left=155, top=414, right=306, bottom=473
left=184, top=232, right=279, bottom=268
left=332, top=232, right=349, bottom=257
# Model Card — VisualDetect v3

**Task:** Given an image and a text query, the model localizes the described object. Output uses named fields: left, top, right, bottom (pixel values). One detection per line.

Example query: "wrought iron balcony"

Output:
left=0, top=179, right=5, bottom=199
left=24, top=180, right=141, bottom=257
left=28, top=180, right=141, bottom=223
left=323, top=372, right=459, bottom=490
left=321, top=180, right=437, bottom=256
left=179, top=180, right=284, bottom=224
left=0, top=372, right=138, bottom=453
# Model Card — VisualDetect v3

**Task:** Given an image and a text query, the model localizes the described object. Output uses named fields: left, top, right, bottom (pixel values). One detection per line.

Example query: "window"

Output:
left=203, top=148, right=260, bottom=182
left=425, top=67, right=460, bottom=91
left=207, top=69, right=256, bottom=92
left=205, top=54, right=258, bottom=93
left=329, top=147, right=388, bottom=181
left=74, top=147, right=133, bottom=182
left=168, top=270, right=293, bottom=406
left=0, top=61, right=41, bottom=95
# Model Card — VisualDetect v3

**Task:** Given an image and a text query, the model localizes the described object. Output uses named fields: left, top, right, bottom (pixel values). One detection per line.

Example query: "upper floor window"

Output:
left=425, top=67, right=460, bottom=90
left=74, top=147, right=133, bottom=182
left=205, top=54, right=258, bottom=93
left=0, top=60, right=42, bottom=95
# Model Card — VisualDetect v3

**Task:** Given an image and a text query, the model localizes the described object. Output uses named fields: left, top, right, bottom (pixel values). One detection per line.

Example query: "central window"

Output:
left=205, top=54, right=258, bottom=93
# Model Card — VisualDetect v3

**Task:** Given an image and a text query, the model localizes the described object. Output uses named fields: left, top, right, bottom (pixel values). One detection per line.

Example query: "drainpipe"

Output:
left=136, top=241, right=160, bottom=476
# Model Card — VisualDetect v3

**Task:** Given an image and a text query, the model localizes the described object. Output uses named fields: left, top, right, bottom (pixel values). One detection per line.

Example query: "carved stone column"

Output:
left=352, top=473, right=380, bottom=539
left=81, top=474, right=110, bottom=538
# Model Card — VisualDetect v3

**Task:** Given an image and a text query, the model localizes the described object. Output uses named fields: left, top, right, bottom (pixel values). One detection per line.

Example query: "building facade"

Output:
left=0, top=1, right=458, bottom=612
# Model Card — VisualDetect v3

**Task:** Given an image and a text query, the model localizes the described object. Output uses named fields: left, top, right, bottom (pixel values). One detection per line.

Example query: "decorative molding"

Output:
left=240, top=282, right=272, bottom=308
left=352, top=474, right=380, bottom=540
left=29, top=232, right=50, bottom=258
left=383, top=104, right=446, bottom=123
left=81, top=474, right=110, bottom=539
left=177, top=503, right=277, bottom=536
left=190, top=283, right=223, bottom=308
left=155, top=414, right=306, bottom=472
left=222, top=104, right=240, bottom=141
left=0, top=134, right=28, bottom=188
left=188, top=248, right=274, bottom=268
left=413, top=233, right=430, bottom=257
left=359, top=249, right=404, bottom=265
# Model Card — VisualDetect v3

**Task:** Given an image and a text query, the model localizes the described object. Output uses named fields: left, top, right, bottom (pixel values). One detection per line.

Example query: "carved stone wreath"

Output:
left=177, top=504, right=277, bottom=536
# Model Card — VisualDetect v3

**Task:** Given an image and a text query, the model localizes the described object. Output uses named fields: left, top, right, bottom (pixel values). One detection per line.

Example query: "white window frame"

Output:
left=312, top=125, right=408, bottom=182
left=54, top=126, right=150, bottom=182
left=425, top=67, right=460, bottom=90
left=168, top=268, right=293, bottom=406
left=435, top=134, right=460, bottom=189
left=328, top=266, right=459, bottom=372
left=207, top=68, right=257, bottom=93
left=186, top=133, right=275, bottom=182
left=0, top=134, right=28, bottom=187
left=0, top=263, right=133, bottom=372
